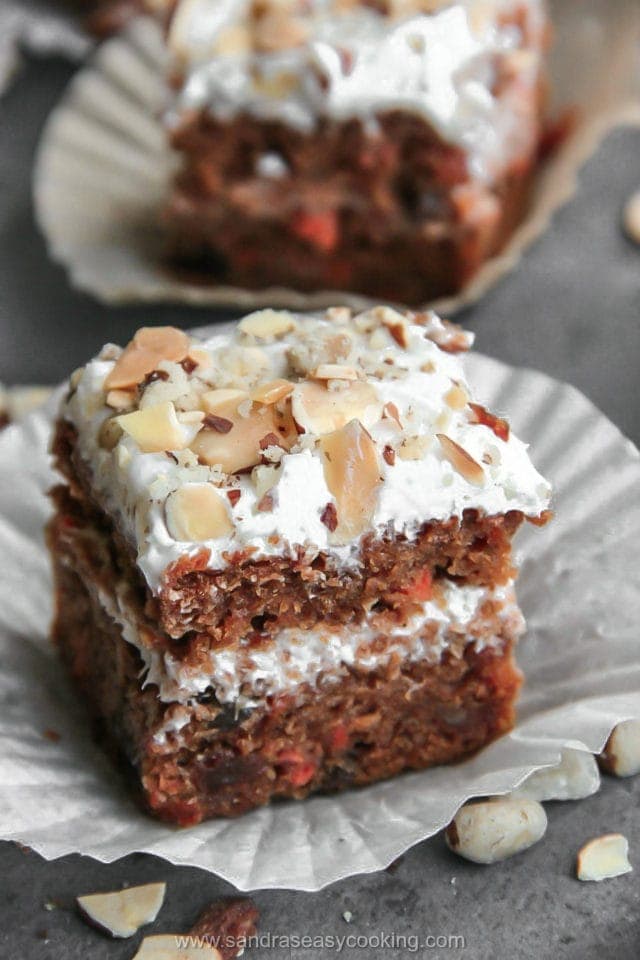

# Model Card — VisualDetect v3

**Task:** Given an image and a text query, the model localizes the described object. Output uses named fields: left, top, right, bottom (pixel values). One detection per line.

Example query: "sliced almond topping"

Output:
left=187, top=346, right=213, bottom=370
left=252, top=463, right=280, bottom=499
left=213, top=22, right=252, bottom=55
left=251, top=379, right=295, bottom=405
left=326, top=306, right=352, bottom=324
left=201, top=388, right=249, bottom=417
left=253, top=11, right=309, bottom=52
left=132, top=934, right=222, bottom=959
left=106, top=388, right=136, bottom=411
left=291, top=380, right=381, bottom=435
left=311, top=364, right=360, bottom=381
left=238, top=309, right=297, bottom=340
left=104, top=327, right=190, bottom=391
left=192, top=404, right=289, bottom=474
left=444, top=383, right=469, bottom=411
left=437, top=434, right=485, bottom=486
left=382, top=318, right=409, bottom=348
left=382, top=445, right=396, bottom=466
left=382, top=401, right=402, bottom=428
left=76, top=883, right=166, bottom=939
left=468, top=402, right=510, bottom=442
left=576, top=834, right=632, bottom=882
left=319, top=420, right=381, bottom=545
left=116, top=401, right=190, bottom=453
left=166, top=485, right=233, bottom=541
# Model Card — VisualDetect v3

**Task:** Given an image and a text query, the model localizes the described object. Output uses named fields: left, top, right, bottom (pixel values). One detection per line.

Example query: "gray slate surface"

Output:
left=0, top=53, right=639, bottom=960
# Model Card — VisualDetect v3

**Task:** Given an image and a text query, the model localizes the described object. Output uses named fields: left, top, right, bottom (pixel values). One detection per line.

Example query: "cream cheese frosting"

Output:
left=63, top=307, right=551, bottom=595
left=97, top=579, right=522, bottom=713
left=167, top=0, right=547, bottom=182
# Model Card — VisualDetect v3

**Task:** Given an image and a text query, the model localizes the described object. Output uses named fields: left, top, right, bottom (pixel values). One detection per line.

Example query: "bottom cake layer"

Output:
left=51, top=542, right=523, bottom=825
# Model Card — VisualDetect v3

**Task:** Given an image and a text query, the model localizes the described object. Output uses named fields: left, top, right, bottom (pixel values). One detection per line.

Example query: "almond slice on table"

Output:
left=576, top=834, right=632, bottom=882
left=166, top=485, right=234, bottom=541
left=599, top=720, right=640, bottom=777
left=319, top=419, right=382, bottom=545
left=291, top=380, right=381, bottom=435
left=132, top=935, right=222, bottom=959
left=76, top=882, right=166, bottom=938
left=105, top=327, right=190, bottom=390
left=445, top=798, right=547, bottom=864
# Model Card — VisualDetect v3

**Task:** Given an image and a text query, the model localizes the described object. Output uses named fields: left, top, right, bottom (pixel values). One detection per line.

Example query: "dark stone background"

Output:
left=0, top=53, right=639, bottom=960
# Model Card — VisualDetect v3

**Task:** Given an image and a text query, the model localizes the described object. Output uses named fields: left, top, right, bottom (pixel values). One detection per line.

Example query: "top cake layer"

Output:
left=62, top=306, right=551, bottom=593
left=167, top=0, right=547, bottom=181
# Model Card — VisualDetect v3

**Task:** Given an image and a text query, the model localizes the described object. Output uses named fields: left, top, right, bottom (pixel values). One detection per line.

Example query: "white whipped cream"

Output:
left=63, top=308, right=551, bottom=595
left=168, top=0, right=546, bottom=181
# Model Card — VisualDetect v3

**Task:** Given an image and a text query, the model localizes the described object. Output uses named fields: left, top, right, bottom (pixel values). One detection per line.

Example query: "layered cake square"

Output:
left=48, top=307, right=551, bottom=824
left=161, top=0, right=550, bottom=304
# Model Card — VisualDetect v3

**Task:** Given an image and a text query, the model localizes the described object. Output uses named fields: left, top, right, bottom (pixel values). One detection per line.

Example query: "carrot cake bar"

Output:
left=48, top=306, right=551, bottom=824
left=160, top=0, right=550, bottom=304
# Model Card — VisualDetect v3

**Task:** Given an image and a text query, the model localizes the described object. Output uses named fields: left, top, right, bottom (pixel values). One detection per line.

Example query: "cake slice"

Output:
left=161, top=0, right=550, bottom=304
left=48, top=306, right=551, bottom=824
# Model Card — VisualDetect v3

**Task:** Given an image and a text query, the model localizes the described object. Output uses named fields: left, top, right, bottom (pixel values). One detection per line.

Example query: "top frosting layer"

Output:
left=63, top=306, right=551, bottom=593
left=167, top=0, right=547, bottom=181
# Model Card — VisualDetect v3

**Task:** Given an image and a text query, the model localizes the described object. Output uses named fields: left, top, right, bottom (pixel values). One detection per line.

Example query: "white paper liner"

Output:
left=32, top=0, right=640, bottom=312
left=1, top=353, right=640, bottom=891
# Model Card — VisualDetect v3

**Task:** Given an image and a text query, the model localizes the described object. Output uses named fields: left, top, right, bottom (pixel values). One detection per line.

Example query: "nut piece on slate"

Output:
left=76, top=882, right=166, bottom=939
left=599, top=720, right=640, bottom=777
left=189, top=897, right=259, bottom=960
left=166, top=485, right=233, bottom=541
left=623, top=190, right=640, bottom=245
left=132, top=935, right=222, bottom=959
left=116, top=401, right=192, bottom=453
left=291, top=380, right=381, bottom=435
left=576, top=834, right=633, bottom=882
left=319, top=419, right=381, bottom=545
left=445, top=798, right=547, bottom=864
left=238, top=309, right=297, bottom=340
left=105, top=327, right=190, bottom=390
left=512, top=748, right=601, bottom=802
left=193, top=403, right=288, bottom=474
left=437, top=434, right=485, bottom=486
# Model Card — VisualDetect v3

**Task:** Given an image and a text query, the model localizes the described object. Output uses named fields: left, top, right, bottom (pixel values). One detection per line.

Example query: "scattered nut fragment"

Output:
left=213, top=22, right=252, bottom=55
left=512, top=749, right=601, bottom=802
left=311, top=364, right=360, bottom=381
left=468, top=402, right=510, bottom=442
left=238, top=309, right=296, bottom=340
left=189, top=896, right=259, bottom=960
left=166, top=485, right=233, bottom=541
left=622, top=189, right=640, bottom=245
left=193, top=403, right=289, bottom=474
left=104, top=327, right=190, bottom=390
left=444, top=383, right=468, bottom=411
left=117, top=401, right=195, bottom=453
left=576, top=834, right=632, bottom=882
left=132, top=935, right=222, bottom=959
left=319, top=419, right=381, bottom=545
left=253, top=10, right=309, bottom=52
left=398, top=435, right=431, bottom=461
left=76, top=882, right=166, bottom=939
left=599, top=719, right=640, bottom=777
left=445, top=798, right=547, bottom=864
left=201, top=388, right=249, bottom=417
left=98, top=417, right=123, bottom=451
left=437, top=434, right=485, bottom=486
left=291, top=380, right=381, bottom=435
left=106, top=389, right=136, bottom=411
left=251, top=379, right=295, bottom=404
left=252, top=463, right=280, bottom=499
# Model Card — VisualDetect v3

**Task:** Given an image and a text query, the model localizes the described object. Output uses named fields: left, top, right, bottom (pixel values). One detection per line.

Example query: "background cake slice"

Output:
left=160, top=0, right=550, bottom=304
left=48, top=306, right=551, bottom=824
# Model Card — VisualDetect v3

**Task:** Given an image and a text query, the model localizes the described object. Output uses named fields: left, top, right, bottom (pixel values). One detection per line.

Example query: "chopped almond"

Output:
left=398, top=435, right=431, bottom=460
left=444, top=383, right=469, bottom=411
left=201, top=388, right=249, bottom=417
left=251, top=379, right=295, bottom=404
left=116, top=401, right=192, bottom=453
left=238, top=309, right=296, bottom=340
left=104, top=327, right=190, bottom=390
left=577, top=834, right=632, bottom=882
left=192, top=404, right=289, bottom=473
left=437, top=434, right=485, bottom=486
left=468, top=402, right=510, bottom=442
left=106, top=388, right=136, bottom=411
left=166, top=485, right=233, bottom=541
left=319, top=420, right=381, bottom=545
left=310, top=364, right=360, bottom=381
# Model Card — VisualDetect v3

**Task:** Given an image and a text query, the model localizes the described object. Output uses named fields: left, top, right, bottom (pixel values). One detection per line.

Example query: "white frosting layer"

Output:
left=97, top=578, right=522, bottom=713
left=63, top=308, right=551, bottom=595
left=168, top=0, right=546, bottom=181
